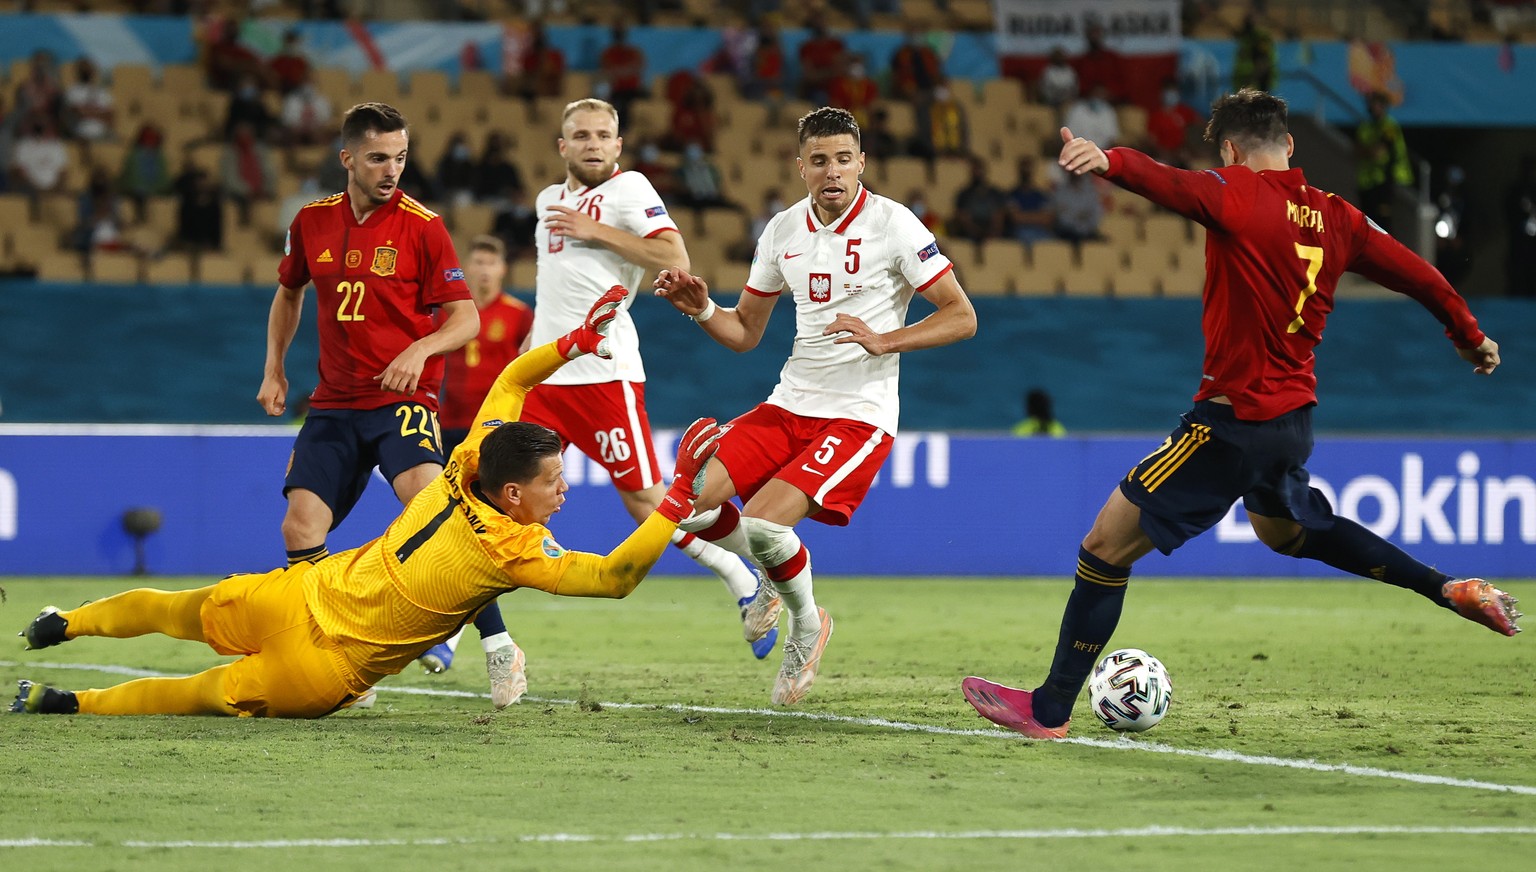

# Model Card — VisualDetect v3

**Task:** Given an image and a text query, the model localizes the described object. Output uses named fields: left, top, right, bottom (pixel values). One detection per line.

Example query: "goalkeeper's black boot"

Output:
left=10, top=680, right=79, bottom=714
left=19, top=606, right=69, bottom=650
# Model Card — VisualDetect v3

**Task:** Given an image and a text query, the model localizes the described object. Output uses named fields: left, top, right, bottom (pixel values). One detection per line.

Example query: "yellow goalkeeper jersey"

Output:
left=301, top=342, right=676, bottom=686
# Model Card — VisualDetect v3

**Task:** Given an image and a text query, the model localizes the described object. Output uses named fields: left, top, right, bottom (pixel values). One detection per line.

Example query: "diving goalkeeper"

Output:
left=12, top=286, right=722, bottom=718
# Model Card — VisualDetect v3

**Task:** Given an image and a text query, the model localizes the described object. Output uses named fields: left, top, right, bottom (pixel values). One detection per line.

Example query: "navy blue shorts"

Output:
left=1119, top=400, right=1337, bottom=555
left=284, top=403, right=445, bottom=529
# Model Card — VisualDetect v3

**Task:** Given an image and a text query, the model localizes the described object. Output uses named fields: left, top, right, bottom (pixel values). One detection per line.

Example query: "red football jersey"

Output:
left=1103, top=147, right=1485, bottom=421
left=439, top=294, right=535, bottom=430
left=278, top=189, right=471, bottom=411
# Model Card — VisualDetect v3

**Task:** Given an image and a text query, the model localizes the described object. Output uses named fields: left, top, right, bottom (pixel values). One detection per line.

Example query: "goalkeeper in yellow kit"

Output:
left=11, top=286, right=722, bottom=718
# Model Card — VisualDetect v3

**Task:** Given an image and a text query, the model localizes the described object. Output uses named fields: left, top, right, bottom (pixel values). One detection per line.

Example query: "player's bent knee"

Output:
left=740, top=516, right=801, bottom=567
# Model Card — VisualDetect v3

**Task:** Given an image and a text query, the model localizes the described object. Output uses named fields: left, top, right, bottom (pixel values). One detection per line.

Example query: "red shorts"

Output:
left=715, top=403, right=892, bottom=526
left=520, top=381, right=663, bottom=491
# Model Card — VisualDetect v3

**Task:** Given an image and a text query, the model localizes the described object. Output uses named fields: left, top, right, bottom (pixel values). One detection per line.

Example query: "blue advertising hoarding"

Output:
left=1, top=426, right=1532, bottom=579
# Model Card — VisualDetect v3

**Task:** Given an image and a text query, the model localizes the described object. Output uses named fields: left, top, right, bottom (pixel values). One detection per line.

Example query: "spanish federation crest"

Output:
left=371, top=246, right=398, bottom=277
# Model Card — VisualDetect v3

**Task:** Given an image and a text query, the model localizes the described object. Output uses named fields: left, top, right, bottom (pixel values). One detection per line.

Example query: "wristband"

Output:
left=690, top=299, right=717, bottom=323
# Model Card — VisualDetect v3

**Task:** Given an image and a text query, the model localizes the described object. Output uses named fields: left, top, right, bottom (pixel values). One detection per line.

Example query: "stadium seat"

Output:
left=1144, top=213, right=1193, bottom=249
left=196, top=252, right=248, bottom=284
left=1162, top=256, right=1205, bottom=298
left=1117, top=105, right=1149, bottom=147
left=144, top=253, right=192, bottom=284
left=980, top=78, right=1024, bottom=113
left=560, top=71, right=594, bottom=104
left=36, top=253, right=86, bottom=282
left=90, top=251, right=142, bottom=284
left=932, top=157, right=972, bottom=203
left=452, top=203, right=496, bottom=236
left=509, top=257, right=535, bottom=291
left=1016, top=103, right=1056, bottom=141
left=1065, top=241, right=1119, bottom=297
left=110, top=63, right=155, bottom=97
left=980, top=238, right=1028, bottom=273
left=458, top=69, right=497, bottom=101
left=409, top=69, right=452, bottom=104
left=1099, top=212, right=1142, bottom=245
left=357, top=69, right=402, bottom=102
left=161, top=64, right=204, bottom=96
left=8, top=223, right=62, bottom=268
left=314, top=67, right=354, bottom=109
left=1022, top=239, right=1073, bottom=295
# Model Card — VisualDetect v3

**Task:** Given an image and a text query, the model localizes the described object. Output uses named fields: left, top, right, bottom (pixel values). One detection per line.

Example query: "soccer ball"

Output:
left=1088, top=648, right=1172, bottom=732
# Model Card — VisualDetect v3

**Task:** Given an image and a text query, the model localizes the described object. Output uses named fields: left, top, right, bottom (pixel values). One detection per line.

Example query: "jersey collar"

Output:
left=343, top=186, right=401, bottom=226
left=804, top=184, right=869, bottom=235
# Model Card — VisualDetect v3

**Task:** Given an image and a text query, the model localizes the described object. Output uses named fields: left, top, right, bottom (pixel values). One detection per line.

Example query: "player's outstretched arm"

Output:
left=653, top=267, right=776, bottom=352
left=469, top=286, right=627, bottom=431
left=258, top=283, right=306, bottom=416
left=550, top=418, right=723, bottom=598
left=545, top=206, right=691, bottom=273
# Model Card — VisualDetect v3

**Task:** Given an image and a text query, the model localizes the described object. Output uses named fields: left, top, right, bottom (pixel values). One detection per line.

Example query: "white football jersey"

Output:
left=530, top=170, right=678, bottom=385
left=744, top=185, right=953, bottom=433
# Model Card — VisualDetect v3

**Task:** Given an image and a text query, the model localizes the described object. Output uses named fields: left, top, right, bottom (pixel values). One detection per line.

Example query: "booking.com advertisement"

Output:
left=0, top=427, right=1533, bottom=579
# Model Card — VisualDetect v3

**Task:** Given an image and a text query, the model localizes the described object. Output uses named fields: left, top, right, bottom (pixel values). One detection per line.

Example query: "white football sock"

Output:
left=480, top=631, right=513, bottom=653
left=673, top=529, right=758, bottom=600
left=443, top=628, right=465, bottom=653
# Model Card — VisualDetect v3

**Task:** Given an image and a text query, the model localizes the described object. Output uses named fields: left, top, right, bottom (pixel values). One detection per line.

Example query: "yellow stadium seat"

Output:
left=160, top=63, right=204, bottom=95
left=1144, top=213, right=1193, bottom=249
left=196, top=252, right=248, bottom=284
left=357, top=69, right=403, bottom=103
left=1162, top=256, right=1206, bottom=298
left=110, top=63, right=155, bottom=96
left=8, top=223, right=62, bottom=267
left=931, top=156, right=972, bottom=203
left=560, top=71, right=594, bottom=103
left=90, top=251, right=142, bottom=284
left=452, top=203, right=496, bottom=236
left=1117, top=105, right=1149, bottom=147
left=36, top=253, right=86, bottom=282
left=1023, top=239, right=1074, bottom=295
left=1098, top=212, right=1142, bottom=245
left=144, top=253, right=192, bottom=284
left=458, top=69, right=497, bottom=100
left=409, top=69, right=452, bottom=103
left=980, top=238, right=1027, bottom=273
left=314, top=67, right=355, bottom=108
left=509, top=256, right=536, bottom=291
left=981, top=78, right=1023, bottom=112
left=1064, top=241, right=1119, bottom=297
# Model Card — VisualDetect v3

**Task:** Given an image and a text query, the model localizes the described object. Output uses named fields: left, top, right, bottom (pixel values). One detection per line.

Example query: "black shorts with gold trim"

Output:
left=1119, top=400, right=1335, bottom=555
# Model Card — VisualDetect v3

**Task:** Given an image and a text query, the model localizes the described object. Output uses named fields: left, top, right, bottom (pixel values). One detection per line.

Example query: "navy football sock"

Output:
left=1035, top=547, right=1130, bottom=727
left=286, top=545, right=329, bottom=566
left=474, top=601, right=509, bottom=638
left=1285, top=517, right=1452, bottom=608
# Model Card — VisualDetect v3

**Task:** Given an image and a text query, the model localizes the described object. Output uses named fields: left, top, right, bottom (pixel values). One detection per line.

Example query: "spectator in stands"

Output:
left=1012, top=388, right=1067, bottom=437
left=911, top=83, right=968, bottom=161
left=630, top=140, right=678, bottom=199
left=1504, top=155, right=1536, bottom=298
left=598, top=23, right=647, bottom=121
left=269, top=30, right=311, bottom=96
left=316, top=133, right=348, bottom=194
left=63, top=58, right=114, bottom=143
left=1062, top=84, right=1119, bottom=150
left=1146, top=80, right=1201, bottom=167
left=908, top=187, right=945, bottom=237
left=1073, top=22, right=1124, bottom=103
left=1232, top=13, right=1278, bottom=92
left=474, top=130, right=525, bottom=206
left=219, top=121, right=277, bottom=220
left=492, top=186, right=539, bottom=261
left=279, top=69, right=333, bottom=147
left=828, top=55, right=880, bottom=129
left=890, top=25, right=943, bottom=103
left=674, top=142, right=734, bottom=211
left=664, top=76, right=717, bottom=154
left=1036, top=46, right=1078, bottom=110
left=174, top=165, right=224, bottom=252
left=117, top=122, right=173, bottom=216
left=223, top=73, right=276, bottom=142
left=861, top=106, right=901, bottom=160
left=797, top=16, right=846, bottom=104
left=511, top=21, right=565, bottom=101
left=740, top=22, right=785, bottom=102
left=1006, top=156, right=1053, bottom=245
left=729, top=188, right=786, bottom=261
left=204, top=18, right=267, bottom=92
left=951, top=156, right=1009, bottom=241
left=8, top=117, right=69, bottom=194
left=1052, top=170, right=1103, bottom=244
left=71, top=168, right=128, bottom=253
left=11, top=50, right=64, bottom=132
left=1354, top=91, right=1413, bottom=235
left=436, top=131, right=478, bottom=208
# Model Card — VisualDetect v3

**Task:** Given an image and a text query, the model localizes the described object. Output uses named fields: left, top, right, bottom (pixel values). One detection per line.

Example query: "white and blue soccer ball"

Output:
left=1088, top=648, right=1173, bottom=732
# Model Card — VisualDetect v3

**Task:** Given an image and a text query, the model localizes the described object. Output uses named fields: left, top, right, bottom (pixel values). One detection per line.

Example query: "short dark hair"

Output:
left=1204, top=88, right=1288, bottom=152
left=341, top=102, right=408, bottom=148
left=797, top=106, right=860, bottom=147
left=479, top=422, right=563, bottom=492
left=469, top=234, right=506, bottom=259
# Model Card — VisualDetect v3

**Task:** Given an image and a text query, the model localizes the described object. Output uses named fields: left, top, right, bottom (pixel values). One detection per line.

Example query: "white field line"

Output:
left=4, top=826, right=1536, bottom=849
left=6, top=659, right=1536, bottom=797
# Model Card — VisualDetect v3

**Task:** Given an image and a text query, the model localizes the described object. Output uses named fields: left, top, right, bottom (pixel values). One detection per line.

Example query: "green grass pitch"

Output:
left=3, top=574, right=1533, bottom=871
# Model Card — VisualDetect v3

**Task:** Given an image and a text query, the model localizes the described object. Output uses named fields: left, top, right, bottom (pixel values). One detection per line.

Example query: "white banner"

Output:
left=993, top=0, right=1182, bottom=56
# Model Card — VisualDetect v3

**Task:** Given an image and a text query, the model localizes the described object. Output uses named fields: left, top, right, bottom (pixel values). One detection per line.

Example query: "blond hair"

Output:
left=561, top=98, right=620, bottom=133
